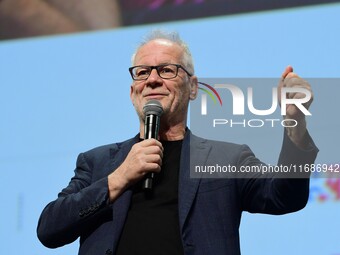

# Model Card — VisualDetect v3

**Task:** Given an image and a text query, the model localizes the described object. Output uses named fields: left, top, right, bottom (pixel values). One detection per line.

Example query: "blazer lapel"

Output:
left=178, top=131, right=211, bottom=230
left=109, top=135, right=139, bottom=246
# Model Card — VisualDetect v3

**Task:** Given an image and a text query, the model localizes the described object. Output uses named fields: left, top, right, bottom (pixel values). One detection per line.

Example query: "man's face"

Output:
left=130, top=39, right=197, bottom=124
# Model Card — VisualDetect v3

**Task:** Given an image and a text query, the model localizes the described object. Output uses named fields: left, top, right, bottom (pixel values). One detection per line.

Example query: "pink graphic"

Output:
left=326, top=179, right=340, bottom=200
left=122, top=0, right=205, bottom=10
left=309, top=164, right=340, bottom=203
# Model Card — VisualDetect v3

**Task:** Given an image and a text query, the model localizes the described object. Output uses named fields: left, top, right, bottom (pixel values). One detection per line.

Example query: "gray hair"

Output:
left=131, top=30, right=195, bottom=74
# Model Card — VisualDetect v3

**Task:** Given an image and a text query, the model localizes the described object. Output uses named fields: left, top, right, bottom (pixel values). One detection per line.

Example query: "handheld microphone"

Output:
left=143, top=100, right=163, bottom=190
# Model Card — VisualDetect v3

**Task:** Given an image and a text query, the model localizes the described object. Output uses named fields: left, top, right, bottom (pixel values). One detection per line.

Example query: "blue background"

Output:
left=0, top=3, right=339, bottom=254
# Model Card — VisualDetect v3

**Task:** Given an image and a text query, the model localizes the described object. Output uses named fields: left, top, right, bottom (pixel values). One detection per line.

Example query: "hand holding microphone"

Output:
left=107, top=100, right=163, bottom=200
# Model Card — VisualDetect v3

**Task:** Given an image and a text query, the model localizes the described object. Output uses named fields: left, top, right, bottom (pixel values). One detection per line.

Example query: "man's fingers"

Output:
left=281, top=65, right=294, bottom=80
left=129, top=139, right=164, bottom=173
left=279, top=66, right=294, bottom=94
left=139, top=138, right=163, bottom=150
left=142, top=145, right=163, bottom=158
left=284, top=77, right=309, bottom=88
left=140, top=140, right=163, bottom=158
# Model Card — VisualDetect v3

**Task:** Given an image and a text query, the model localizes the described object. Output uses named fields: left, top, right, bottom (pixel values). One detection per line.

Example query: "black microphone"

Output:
left=143, top=100, right=163, bottom=190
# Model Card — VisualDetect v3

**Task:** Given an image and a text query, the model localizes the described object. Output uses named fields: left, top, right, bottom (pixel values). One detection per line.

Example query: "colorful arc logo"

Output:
left=198, top=82, right=223, bottom=115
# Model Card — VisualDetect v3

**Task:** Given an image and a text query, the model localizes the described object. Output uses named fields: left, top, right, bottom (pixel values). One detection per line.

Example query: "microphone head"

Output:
left=143, top=100, right=164, bottom=117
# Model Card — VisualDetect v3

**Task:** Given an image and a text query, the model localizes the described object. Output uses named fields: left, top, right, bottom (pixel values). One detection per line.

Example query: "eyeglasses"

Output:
left=129, top=64, right=192, bottom=81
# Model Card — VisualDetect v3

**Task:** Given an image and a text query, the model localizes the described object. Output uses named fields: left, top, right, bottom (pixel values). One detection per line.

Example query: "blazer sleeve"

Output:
left=238, top=129, right=319, bottom=214
left=37, top=152, right=111, bottom=248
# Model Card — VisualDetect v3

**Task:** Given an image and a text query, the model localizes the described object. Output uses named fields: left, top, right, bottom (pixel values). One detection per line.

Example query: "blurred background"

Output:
left=0, top=0, right=339, bottom=254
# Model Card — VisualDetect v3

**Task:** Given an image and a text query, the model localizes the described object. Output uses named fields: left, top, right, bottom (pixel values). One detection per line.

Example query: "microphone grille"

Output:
left=143, top=100, right=163, bottom=117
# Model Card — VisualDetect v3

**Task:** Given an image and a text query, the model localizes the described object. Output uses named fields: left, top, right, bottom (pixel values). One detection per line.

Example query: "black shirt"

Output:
left=116, top=140, right=184, bottom=255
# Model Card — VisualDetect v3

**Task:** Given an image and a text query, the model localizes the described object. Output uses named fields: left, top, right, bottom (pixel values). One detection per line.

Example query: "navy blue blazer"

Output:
left=37, top=130, right=318, bottom=255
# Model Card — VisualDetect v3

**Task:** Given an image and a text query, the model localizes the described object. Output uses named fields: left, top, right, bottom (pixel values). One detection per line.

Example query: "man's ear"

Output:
left=130, top=85, right=135, bottom=105
left=189, top=76, right=198, bottom=100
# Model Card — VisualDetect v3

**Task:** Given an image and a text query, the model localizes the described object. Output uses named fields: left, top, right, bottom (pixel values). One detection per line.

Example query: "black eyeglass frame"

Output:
left=129, top=64, right=192, bottom=81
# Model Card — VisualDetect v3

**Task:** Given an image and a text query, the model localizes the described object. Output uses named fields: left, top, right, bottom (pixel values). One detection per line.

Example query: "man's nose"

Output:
left=146, top=69, right=162, bottom=86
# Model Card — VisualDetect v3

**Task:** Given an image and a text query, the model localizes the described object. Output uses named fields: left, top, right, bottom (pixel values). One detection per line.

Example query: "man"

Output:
left=37, top=30, right=318, bottom=255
